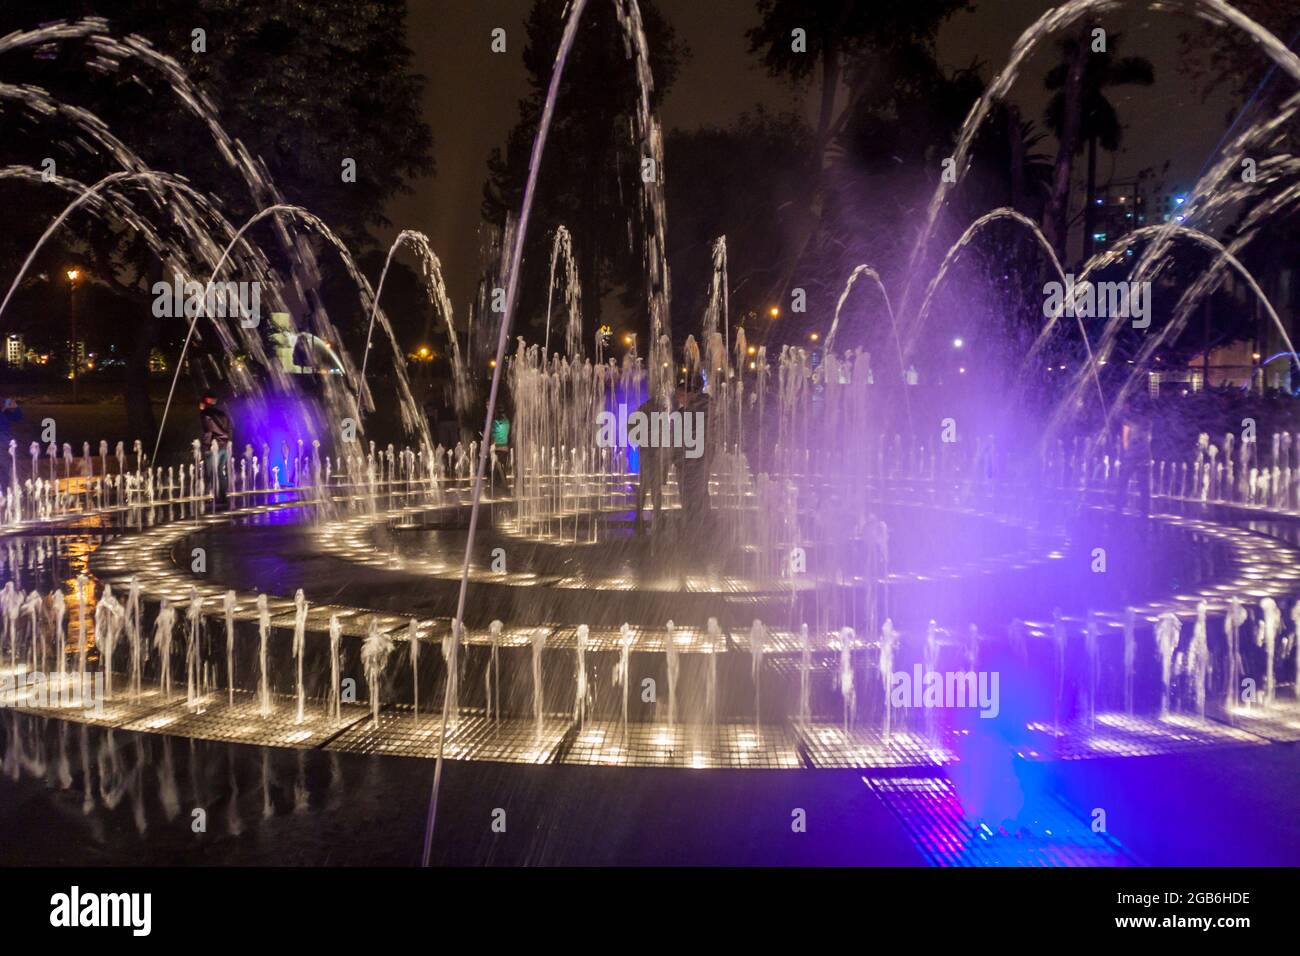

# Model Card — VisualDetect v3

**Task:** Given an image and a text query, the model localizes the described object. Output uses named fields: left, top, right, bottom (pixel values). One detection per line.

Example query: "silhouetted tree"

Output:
left=481, top=0, right=687, bottom=344
left=1044, top=33, right=1154, bottom=261
left=745, top=0, right=970, bottom=303
left=0, top=0, right=433, bottom=439
left=664, top=109, right=810, bottom=346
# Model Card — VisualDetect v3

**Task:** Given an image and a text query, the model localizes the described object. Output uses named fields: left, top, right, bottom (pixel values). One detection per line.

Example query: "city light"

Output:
left=769, top=306, right=780, bottom=318
left=65, top=268, right=80, bottom=282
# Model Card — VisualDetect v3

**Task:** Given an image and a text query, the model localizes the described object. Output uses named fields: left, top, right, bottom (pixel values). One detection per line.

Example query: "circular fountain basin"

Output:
left=0, top=483, right=1275, bottom=769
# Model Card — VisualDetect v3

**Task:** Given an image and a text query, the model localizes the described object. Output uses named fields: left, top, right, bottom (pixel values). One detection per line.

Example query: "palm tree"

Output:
left=989, top=103, right=1055, bottom=218
left=1044, top=34, right=1155, bottom=261
left=745, top=0, right=971, bottom=303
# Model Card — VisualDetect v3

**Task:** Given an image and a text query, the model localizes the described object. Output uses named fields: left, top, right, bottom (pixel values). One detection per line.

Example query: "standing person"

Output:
left=633, top=393, right=669, bottom=534
left=422, top=392, right=442, bottom=441
left=673, top=375, right=713, bottom=534
left=490, top=409, right=511, bottom=450
left=0, top=397, right=20, bottom=444
left=1120, top=416, right=1152, bottom=516
left=199, top=393, right=233, bottom=508
left=489, top=405, right=511, bottom=488
left=433, top=379, right=459, bottom=450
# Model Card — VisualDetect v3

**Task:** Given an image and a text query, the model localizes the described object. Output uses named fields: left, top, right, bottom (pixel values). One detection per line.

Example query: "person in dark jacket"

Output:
left=673, top=376, right=713, bottom=528
left=199, top=393, right=233, bottom=506
left=1119, top=416, right=1152, bottom=516
left=633, top=394, right=669, bottom=534
left=0, top=397, right=21, bottom=443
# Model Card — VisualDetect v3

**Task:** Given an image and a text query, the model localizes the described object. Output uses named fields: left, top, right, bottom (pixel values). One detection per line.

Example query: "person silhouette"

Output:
left=199, top=392, right=232, bottom=507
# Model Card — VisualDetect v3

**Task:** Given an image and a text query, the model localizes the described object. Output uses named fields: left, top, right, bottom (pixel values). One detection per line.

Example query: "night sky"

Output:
left=386, top=0, right=1240, bottom=313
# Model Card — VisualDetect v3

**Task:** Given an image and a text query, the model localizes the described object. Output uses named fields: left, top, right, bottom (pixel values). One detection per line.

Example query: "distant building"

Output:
left=4, top=334, right=22, bottom=366
left=1172, top=340, right=1261, bottom=394
left=1152, top=187, right=1191, bottom=224
left=1091, top=179, right=1150, bottom=247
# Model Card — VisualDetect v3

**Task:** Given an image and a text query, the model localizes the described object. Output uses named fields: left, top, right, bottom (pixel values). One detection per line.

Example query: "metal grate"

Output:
left=5, top=672, right=176, bottom=727
left=325, top=710, right=570, bottom=763
left=1219, top=700, right=1300, bottom=743
left=1018, top=711, right=1265, bottom=760
left=865, top=775, right=1133, bottom=866
left=794, top=720, right=957, bottom=768
left=118, top=691, right=363, bottom=748
left=561, top=720, right=802, bottom=769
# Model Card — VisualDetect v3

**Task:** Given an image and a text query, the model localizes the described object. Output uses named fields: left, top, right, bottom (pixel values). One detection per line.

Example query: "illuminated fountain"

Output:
left=0, top=3, right=1298, bottom=854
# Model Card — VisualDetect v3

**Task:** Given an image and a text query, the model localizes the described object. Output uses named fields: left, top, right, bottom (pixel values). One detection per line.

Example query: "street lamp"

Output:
left=769, top=306, right=780, bottom=318
left=66, top=268, right=81, bottom=402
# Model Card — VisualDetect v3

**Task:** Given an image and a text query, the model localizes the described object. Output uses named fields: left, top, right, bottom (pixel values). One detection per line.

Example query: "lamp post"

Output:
left=66, top=268, right=81, bottom=402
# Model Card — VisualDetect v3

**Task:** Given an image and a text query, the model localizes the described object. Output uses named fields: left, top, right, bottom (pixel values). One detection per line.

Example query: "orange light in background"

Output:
left=809, top=332, right=819, bottom=342
left=66, top=269, right=80, bottom=282
left=769, top=306, right=780, bottom=318
left=747, top=345, right=756, bottom=355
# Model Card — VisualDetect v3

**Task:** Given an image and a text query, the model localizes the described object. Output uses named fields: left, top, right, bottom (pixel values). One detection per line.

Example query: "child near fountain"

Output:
left=490, top=406, right=511, bottom=486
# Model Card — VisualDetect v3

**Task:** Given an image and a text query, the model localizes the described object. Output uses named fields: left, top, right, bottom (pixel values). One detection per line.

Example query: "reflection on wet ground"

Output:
left=2, top=529, right=110, bottom=659
left=3, top=706, right=1298, bottom=866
